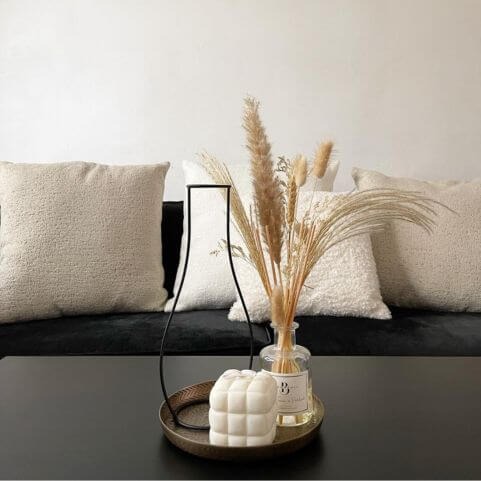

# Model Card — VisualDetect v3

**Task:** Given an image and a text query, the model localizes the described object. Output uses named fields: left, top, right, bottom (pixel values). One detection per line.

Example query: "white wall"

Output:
left=0, top=0, right=480, bottom=199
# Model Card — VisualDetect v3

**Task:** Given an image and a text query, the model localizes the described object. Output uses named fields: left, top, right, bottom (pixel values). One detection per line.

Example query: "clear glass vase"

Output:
left=260, top=322, right=313, bottom=427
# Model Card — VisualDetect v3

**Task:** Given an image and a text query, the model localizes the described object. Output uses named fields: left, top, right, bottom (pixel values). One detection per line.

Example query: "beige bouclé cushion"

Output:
left=352, top=167, right=481, bottom=312
left=0, top=161, right=170, bottom=324
left=229, top=192, right=391, bottom=322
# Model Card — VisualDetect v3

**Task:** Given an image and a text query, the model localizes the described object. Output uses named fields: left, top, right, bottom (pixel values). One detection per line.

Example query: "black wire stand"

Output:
left=159, top=184, right=254, bottom=431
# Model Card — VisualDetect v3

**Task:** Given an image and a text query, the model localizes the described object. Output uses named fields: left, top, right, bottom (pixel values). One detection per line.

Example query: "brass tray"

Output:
left=159, top=380, right=324, bottom=461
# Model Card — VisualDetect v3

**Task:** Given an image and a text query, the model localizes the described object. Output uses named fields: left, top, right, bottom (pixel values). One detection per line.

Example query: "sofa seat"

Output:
left=295, top=308, right=481, bottom=356
left=0, top=310, right=271, bottom=356
left=2, top=307, right=481, bottom=356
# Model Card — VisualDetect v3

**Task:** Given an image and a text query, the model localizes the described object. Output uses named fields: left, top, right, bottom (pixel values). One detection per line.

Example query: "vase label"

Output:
left=263, top=370, right=308, bottom=414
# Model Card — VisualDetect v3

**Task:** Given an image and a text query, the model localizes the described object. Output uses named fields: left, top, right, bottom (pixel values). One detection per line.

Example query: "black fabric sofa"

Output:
left=1, top=202, right=481, bottom=357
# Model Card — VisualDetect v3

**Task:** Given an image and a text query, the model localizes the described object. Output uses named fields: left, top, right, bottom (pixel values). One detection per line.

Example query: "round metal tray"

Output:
left=159, top=380, right=324, bottom=461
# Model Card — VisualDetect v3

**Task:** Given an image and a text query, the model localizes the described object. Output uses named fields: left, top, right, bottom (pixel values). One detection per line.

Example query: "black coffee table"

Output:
left=1, top=356, right=481, bottom=479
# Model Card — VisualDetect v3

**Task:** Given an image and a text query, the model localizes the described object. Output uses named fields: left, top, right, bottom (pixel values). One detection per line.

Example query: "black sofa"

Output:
left=1, top=202, right=481, bottom=357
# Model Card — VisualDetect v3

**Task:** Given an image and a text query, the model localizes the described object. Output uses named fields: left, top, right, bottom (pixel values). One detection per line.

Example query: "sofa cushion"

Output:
left=0, top=161, right=170, bottom=324
left=229, top=193, right=391, bottom=322
left=0, top=310, right=270, bottom=356
left=294, top=308, right=481, bottom=356
left=352, top=168, right=481, bottom=312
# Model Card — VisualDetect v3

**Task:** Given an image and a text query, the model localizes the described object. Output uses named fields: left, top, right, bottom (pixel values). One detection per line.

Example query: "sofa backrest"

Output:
left=161, top=201, right=183, bottom=298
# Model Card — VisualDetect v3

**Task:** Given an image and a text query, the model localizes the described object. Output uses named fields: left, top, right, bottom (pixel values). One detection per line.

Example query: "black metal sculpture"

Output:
left=159, top=184, right=254, bottom=430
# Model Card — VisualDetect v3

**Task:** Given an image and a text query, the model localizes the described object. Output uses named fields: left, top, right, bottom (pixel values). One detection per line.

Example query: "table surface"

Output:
left=1, top=355, right=481, bottom=480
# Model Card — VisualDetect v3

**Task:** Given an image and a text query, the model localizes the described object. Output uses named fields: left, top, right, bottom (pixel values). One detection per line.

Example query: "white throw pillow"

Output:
left=352, top=167, right=481, bottom=312
left=229, top=192, right=391, bottom=322
left=164, top=160, right=245, bottom=311
left=165, top=159, right=339, bottom=312
left=0, top=161, right=170, bottom=324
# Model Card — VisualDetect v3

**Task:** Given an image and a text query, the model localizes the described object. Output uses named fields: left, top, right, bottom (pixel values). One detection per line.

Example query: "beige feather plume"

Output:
left=243, top=97, right=284, bottom=266
left=313, top=141, right=333, bottom=178
left=293, top=155, right=308, bottom=187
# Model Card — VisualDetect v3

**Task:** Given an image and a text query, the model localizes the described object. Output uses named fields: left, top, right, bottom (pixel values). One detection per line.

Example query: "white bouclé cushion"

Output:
left=0, top=161, right=170, bottom=324
left=165, top=159, right=339, bottom=312
left=164, top=160, right=245, bottom=312
left=352, top=167, right=481, bottom=312
left=229, top=192, right=391, bottom=322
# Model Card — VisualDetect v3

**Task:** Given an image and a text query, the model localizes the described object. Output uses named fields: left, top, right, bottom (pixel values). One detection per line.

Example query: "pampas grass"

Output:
left=243, top=97, right=284, bottom=268
left=313, top=141, right=333, bottom=178
left=293, top=155, right=308, bottom=187
left=202, top=96, right=441, bottom=373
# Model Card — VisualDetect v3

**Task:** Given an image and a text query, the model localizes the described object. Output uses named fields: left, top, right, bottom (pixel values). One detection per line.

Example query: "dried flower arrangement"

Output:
left=202, top=97, right=440, bottom=371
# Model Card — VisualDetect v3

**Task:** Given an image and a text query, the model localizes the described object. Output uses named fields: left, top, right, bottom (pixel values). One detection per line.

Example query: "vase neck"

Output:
left=272, top=322, right=298, bottom=351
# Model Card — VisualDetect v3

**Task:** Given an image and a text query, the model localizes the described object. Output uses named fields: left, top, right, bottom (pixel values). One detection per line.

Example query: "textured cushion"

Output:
left=0, top=161, right=170, bottom=324
left=165, top=158, right=339, bottom=312
left=165, top=160, right=244, bottom=311
left=352, top=168, right=481, bottom=312
left=0, top=310, right=270, bottom=356
left=229, top=193, right=391, bottom=322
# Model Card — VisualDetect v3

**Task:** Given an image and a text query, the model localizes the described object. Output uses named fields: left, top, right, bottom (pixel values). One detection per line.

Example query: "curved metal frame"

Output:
left=159, top=184, right=254, bottom=431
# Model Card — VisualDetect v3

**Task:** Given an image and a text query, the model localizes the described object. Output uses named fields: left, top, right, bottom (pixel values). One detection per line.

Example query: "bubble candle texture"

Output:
left=209, top=369, right=278, bottom=447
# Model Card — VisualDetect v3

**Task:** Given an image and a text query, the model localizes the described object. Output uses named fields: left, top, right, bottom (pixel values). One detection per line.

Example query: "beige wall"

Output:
left=0, top=0, right=480, bottom=199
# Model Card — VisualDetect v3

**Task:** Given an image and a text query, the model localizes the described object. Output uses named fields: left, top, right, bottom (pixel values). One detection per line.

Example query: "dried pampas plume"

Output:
left=286, top=174, right=297, bottom=226
left=313, top=141, right=333, bottom=178
left=286, top=155, right=306, bottom=226
left=293, top=155, right=308, bottom=187
left=243, top=96, right=284, bottom=266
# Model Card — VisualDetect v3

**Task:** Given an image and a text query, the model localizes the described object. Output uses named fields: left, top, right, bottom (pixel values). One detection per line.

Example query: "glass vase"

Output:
left=260, top=322, right=313, bottom=427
